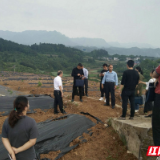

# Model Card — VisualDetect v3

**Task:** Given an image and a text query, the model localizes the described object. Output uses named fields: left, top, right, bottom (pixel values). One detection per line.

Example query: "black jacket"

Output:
left=72, top=67, right=84, bottom=84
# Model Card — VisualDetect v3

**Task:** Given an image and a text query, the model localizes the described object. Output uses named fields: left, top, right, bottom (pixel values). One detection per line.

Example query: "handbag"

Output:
left=146, top=82, right=155, bottom=102
left=75, top=79, right=84, bottom=87
left=135, top=96, right=143, bottom=105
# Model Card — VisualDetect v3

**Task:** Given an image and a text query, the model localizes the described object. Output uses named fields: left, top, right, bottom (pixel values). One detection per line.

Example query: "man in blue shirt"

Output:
left=102, top=64, right=118, bottom=109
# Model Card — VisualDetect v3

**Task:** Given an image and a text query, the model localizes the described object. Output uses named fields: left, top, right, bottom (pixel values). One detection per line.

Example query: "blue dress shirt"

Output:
left=102, top=71, right=118, bottom=85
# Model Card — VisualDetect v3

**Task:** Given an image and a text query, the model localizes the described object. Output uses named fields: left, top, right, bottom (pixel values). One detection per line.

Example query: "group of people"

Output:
left=53, top=61, right=155, bottom=116
left=53, top=62, right=119, bottom=112
left=53, top=60, right=160, bottom=146
left=1, top=60, right=160, bottom=160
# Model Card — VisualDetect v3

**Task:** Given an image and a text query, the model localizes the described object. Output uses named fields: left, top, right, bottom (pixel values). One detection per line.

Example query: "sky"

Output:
left=0, top=0, right=160, bottom=47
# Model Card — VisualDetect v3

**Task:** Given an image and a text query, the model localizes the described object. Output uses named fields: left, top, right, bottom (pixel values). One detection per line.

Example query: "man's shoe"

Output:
left=118, top=116, right=126, bottom=120
left=80, top=99, right=83, bottom=102
left=129, top=117, right=134, bottom=120
left=145, top=114, right=152, bottom=118
left=62, top=111, right=67, bottom=114
left=112, top=105, right=115, bottom=109
left=54, top=112, right=59, bottom=114
left=99, top=97, right=104, bottom=101
left=71, top=99, right=74, bottom=102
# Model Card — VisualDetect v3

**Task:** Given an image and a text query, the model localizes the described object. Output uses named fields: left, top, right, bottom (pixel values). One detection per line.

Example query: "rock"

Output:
left=104, top=124, right=108, bottom=127
left=127, top=150, right=132, bottom=154
left=110, top=116, right=155, bottom=160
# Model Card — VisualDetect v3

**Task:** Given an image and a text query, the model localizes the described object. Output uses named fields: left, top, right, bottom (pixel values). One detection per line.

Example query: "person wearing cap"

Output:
left=82, top=65, right=89, bottom=97
left=99, top=64, right=108, bottom=102
left=71, top=63, right=84, bottom=102
left=53, top=70, right=66, bottom=114
left=102, top=64, right=118, bottom=109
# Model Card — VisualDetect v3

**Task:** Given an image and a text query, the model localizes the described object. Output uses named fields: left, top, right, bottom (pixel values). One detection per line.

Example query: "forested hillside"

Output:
left=0, top=38, right=84, bottom=74
left=0, top=38, right=160, bottom=81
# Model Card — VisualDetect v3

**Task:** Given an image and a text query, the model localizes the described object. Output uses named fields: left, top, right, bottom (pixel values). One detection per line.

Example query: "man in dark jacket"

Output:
left=71, top=63, right=84, bottom=102
left=118, top=60, right=139, bottom=120
left=99, top=63, right=108, bottom=102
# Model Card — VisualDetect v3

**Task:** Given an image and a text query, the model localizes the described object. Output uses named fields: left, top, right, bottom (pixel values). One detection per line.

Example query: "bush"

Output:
left=37, top=81, right=42, bottom=87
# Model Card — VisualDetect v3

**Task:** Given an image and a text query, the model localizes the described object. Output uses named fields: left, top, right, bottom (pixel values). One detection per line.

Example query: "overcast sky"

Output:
left=0, top=0, right=160, bottom=47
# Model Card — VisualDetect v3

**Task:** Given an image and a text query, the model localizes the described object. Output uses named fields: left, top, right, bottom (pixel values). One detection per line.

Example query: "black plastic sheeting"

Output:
left=0, top=95, right=54, bottom=116
left=0, top=114, right=96, bottom=160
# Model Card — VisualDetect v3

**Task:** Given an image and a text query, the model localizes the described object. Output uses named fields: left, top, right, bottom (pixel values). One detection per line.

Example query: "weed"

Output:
left=107, top=118, right=112, bottom=126
left=8, top=89, right=13, bottom=95
left=67, top=95, right=70, bottom=99
left=116, top=85, right=120, bottom=89
left=37, top=81, right=42, bottom=87
left=106, top=155, right=117, bottom=160
left=120, top=133, right=127, bottom=146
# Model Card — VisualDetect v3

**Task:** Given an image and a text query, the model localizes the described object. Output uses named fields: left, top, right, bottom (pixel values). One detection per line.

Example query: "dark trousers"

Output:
left=144, top=91, right=153, bottom=113
left=54, top=90, right=64, bottom=113
left=72, top=85, right=83, bottom=99
left=152, top=93, right=160, bottom=146
left=100, top=82, right=105, bottom=97
left=122, top=90, right=135, bottom=117
left=105, top=82, right=115, bottom=106
left=83, top=79, right=88, bottom=95
left=144, top=101, right=153, bottom=113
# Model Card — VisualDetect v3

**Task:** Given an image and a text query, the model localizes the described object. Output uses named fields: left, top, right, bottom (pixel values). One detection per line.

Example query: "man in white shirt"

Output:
left=82, top=65, right=89, bottom=97
left=53, top=70, right=66, bottom=114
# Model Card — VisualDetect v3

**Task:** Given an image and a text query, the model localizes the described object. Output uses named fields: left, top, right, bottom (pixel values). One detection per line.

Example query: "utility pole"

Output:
left=13, top=65, right=16, bottom=73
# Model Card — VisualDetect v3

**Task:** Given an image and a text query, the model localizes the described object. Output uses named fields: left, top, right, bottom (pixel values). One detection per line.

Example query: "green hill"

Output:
left=0, top=38, right=84, bottom=74
left=0, top=38, right=160, bottom=81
